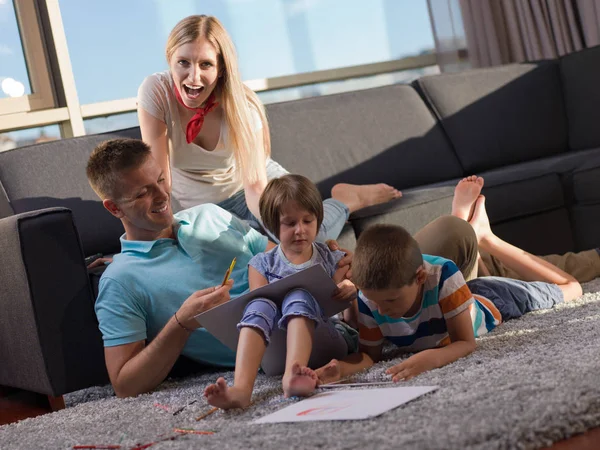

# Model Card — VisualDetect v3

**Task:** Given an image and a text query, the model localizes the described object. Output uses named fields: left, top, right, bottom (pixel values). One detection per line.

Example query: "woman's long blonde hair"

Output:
left=166, top=15, right=271, bottom=185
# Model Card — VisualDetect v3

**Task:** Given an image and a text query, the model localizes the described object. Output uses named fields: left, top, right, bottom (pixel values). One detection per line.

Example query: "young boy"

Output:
left=316, top=176, right=582, bottom=383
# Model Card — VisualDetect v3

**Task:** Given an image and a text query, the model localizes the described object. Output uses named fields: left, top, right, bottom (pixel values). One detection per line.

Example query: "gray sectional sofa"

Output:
left=2, top=45, right=600, bottom=398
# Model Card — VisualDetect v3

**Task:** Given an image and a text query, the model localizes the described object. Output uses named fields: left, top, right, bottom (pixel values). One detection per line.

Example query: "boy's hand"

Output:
left=386, top=352, right=438, bottom=382
left=333, top=279, right=357, bottom=302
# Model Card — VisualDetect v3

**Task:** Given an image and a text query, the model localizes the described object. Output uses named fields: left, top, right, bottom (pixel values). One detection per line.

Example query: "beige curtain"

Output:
left=457, top=0, right=600, bottom=68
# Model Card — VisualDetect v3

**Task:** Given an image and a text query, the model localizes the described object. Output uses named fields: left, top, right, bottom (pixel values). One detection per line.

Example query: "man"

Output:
left=86, top=138, right=350, bottom=397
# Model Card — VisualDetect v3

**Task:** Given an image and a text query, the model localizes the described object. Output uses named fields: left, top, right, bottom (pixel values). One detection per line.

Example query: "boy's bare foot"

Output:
left=451, top=175, right=484, bottom=221
left=331, top=183, right=402, bottom=213
left=315, top=359, right=342, bottom=385
left=204, top=377, right=252, bottom=410
left=282, top=363, right=318, bottom=398
left=469, top=195, right=494, bottom=247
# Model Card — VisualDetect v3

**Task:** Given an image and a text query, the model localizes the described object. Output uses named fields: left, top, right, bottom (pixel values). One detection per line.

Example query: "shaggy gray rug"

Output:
left=2, top=278, right=600, bottom=450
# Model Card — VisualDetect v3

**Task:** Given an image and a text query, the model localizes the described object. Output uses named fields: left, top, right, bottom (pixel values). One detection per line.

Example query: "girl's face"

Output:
left=278, top=201, right=318, bottom=257
left=170, top=38, right=221, bottom=108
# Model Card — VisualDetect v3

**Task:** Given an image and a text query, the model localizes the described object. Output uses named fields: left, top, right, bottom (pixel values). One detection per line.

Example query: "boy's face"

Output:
left=360, top=267, right=426, bottom=319
left=278, top=201, right=318, bottom=256
left=103, top=157, right=174, bottom=241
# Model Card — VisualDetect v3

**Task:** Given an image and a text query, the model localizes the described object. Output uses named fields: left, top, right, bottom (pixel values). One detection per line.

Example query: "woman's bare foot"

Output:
left=451, top=175, right=484, bottom=221
left=282, top=363, right=318, bottom=398
left=469, top=195, right=494, bottom=247
left=315, top=359, right=342, bottom=385
left=204, top=377, right=252, bottom=410
left=331, top=183, right=402, bottom=213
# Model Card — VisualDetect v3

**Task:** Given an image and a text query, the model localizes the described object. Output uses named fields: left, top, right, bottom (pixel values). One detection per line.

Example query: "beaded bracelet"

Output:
left=174, top=311, right=193, bottom=333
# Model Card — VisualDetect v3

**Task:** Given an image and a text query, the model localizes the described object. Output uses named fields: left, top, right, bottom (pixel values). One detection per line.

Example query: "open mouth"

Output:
left=183, top=84, right=204, bottom=99
left=152, top=204, right=168, bottom=214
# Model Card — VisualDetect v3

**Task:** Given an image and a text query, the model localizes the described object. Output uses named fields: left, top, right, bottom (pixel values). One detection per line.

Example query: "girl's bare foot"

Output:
left=331, top=183, right=402, bottom=213
left=469, top=195, right=494, bottom=247
left=204, top=377, right=252, bottom=409
left=315, top=359, right=342, bottom=385
left=451, top=175, right=484, bottom=221
left=282, top=363, right=318, bottom=398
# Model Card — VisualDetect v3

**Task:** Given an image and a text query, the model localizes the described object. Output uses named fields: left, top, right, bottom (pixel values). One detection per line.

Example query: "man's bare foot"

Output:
left=204, top=377, right=252, bottom=410
left=451, top=175, right=484, bottom=221
left=331, top=183, right=402, bottom=213
left=315, top=359, right=342, bottom=385
left=469, top=195, right=494, bottom=247
left=282, top=363, right=318, bottom=398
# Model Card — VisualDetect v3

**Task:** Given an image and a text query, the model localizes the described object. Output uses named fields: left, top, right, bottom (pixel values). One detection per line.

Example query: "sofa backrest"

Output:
left=266, top=84, right=464, bottom=198
left=415, top=61, right=568, bottom=174
left=560, top=45, right=600, bottom=151
left=0, top=127, right=141, bottom=256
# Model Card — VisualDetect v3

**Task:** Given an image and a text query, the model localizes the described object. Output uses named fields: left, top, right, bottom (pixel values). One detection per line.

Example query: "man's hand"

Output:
left=386, top=351, right=438, bottom=382
left=87, top=257, right=113, bottom=269
left=177, top=280, right=233, bottom=330
left=326, top=240, right=353, bottom=279
left=332, top=279, right=357, bottom=302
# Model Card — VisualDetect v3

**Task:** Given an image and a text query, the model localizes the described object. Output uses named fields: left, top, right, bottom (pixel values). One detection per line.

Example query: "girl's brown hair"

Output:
left=259, top=174, right=324, bottom=238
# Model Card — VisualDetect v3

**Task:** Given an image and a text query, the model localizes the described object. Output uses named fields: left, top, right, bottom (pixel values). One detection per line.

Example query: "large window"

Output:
left=0, top=0, right=55, bottom=115
left=59, top=0, right=435, bottom=105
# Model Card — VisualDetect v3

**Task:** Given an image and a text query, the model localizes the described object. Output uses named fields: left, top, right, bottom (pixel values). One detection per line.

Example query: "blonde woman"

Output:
left=137, top=15, right=401, bottom=242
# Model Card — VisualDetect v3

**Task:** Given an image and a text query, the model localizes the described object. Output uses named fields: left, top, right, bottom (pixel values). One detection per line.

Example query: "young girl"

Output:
left=204, top=174, right=358, bottom=409
left=137, top=14, right=401, bottom=242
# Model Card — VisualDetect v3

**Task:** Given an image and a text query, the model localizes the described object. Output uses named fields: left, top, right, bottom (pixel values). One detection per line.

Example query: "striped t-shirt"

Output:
left=358, top=255, right=502, bottom=352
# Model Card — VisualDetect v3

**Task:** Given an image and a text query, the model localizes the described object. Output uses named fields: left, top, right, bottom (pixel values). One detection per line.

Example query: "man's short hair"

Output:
left=86, top=138, right=151, bottom=200
left=259, top=174, right=324, bottom=238
left=352, top=224, right=423, bottom=290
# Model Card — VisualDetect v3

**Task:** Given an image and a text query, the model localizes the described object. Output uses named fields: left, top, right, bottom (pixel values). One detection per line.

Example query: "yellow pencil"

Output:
left=221, top=257, right=237, bottom=286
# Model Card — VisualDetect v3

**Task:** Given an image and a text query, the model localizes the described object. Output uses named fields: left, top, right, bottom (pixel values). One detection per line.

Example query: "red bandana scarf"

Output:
left=173, top=84, right=219, bottom=144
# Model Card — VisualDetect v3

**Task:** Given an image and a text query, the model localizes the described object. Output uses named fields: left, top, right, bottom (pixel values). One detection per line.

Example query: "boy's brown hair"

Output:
left=352, top=224, right=423, bottom=290
left=259, top=174, right=323, bottom=238
left=86, top=138, right=152, bottom=200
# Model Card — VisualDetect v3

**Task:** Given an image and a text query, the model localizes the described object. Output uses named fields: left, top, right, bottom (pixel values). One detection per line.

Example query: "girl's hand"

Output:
left=386, top=352, right=437, bottom=382
left=333, top=279, right=357, bottom=302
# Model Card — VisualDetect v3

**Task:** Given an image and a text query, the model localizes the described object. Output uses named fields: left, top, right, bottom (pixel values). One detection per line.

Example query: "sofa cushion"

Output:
left=560, top=45, right=600, bottom=151
left=492, top=209, right=574, bottom=257
left=415, top=61, right=568, bottom=173
left=571, top=204, right=600, bottom=252
left=266, top=84, right=464, bottom=198
left=0, top=127, right=141, bottom=256
left=350, top=186, right=455, bottom=237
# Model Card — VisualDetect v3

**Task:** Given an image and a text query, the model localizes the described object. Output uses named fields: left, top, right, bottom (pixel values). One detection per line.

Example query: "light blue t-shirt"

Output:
left=94, top=204, right=268, bottom=368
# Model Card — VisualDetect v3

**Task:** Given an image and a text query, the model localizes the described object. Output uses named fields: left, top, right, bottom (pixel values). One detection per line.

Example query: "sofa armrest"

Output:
left=0, top=207, right=109, bottom=396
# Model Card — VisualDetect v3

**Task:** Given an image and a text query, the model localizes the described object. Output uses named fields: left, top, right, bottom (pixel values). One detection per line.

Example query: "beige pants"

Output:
left=413, top=215, right=600, bottom=283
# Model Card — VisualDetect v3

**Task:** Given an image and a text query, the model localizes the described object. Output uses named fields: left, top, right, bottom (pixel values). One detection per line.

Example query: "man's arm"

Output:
left=104, top=284, right=232, bottom=398
left=385, top=308, right=476, bottom=382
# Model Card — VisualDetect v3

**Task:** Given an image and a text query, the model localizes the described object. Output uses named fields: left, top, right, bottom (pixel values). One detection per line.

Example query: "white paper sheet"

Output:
left=253, top=386, right=438, bottom=423
left=194, top=264, right=350, bottom=352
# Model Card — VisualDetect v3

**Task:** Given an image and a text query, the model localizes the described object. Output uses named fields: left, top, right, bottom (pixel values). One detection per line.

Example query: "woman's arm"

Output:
left=138, top=107, right=172, bottom=188
left=242, top=129, right=269, bottom=219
